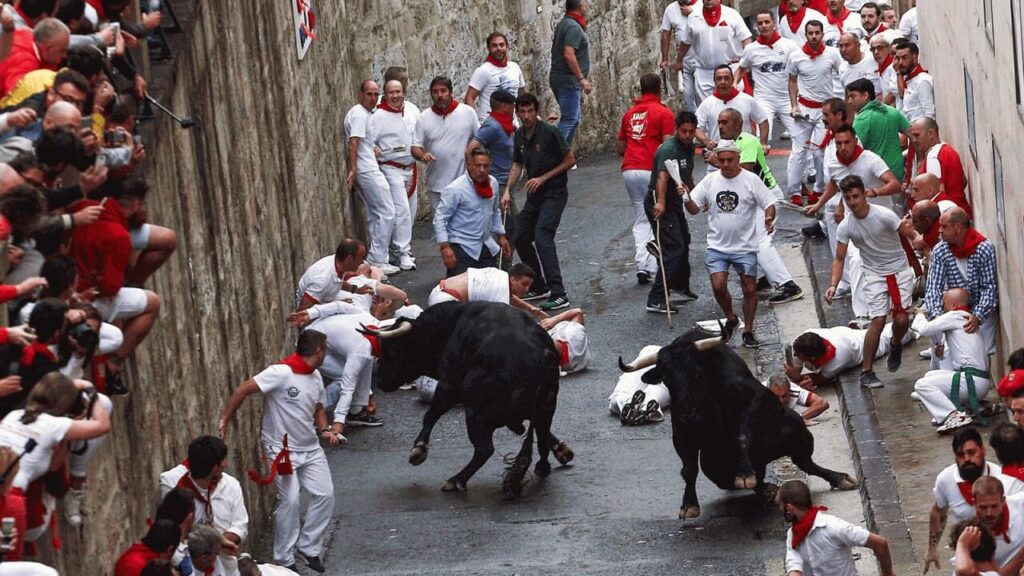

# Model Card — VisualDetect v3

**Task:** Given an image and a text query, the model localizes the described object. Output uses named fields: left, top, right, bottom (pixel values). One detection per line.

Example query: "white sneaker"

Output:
left=910, top=391, right=920, bottom=400
left=937, top=411, right=973, bottom=434
left=65, top=488, right=84, bottom=526
left=919, top=348, right=932, bottom=359
left=370, top=261, right=401, bottom=275
left=398, top=254, right=417, bottom=271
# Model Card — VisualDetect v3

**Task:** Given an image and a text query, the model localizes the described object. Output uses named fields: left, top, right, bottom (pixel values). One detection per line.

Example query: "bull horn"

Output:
left=619, top=350, right=659, bottom=372
left=374, top=321, right=414, bottom=339
left=355, top=323, right=379, bottom=336
left=693, top=336, right=724, bottom=352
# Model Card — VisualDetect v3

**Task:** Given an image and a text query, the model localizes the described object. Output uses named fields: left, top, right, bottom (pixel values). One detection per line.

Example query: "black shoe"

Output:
left=756, top=276, right=771, bottom=291
left=637, top=271, right=652, bottom=285
left=742, top=332, right=760, bottom=348
left=769, top=282, right=805, bottom=305
left=801, top=222, right=827, bottom=239
left=645, top=240, right=661, bottom=260
left=620, top=390, right=646, bottom=425
left=540, top=296, right=570, bottom=311
left=859, top=370, right=883, bottom=389
left=646, top=301, right=678, bottom=314
left=105, top=367, right=129, bottom=396
left=723, top=317, right=740, bottom=337
left=887, top=340, right=903, bottom=373
left=522, top=289, right=551, bottom=301
left=284, top=565, right=299, bottom=572
left=347, top=410, right=384, bottom=427
left=632, top=399, right=661, bottom=425
left=674, top=288, right=699, bottom=302
left=297, top=551, right=326, bottom=573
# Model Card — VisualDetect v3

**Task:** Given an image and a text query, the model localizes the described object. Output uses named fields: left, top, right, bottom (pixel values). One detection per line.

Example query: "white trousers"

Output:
left=355, top=169, right=396, bottom=265
left=622, top=170, right=658, bottom=276
left=379, top=165, right=414, bottom=258
left=677, top=63, right=698, bottom=113
left=757, top=94, right=796, bottom=138
left=930, top=313, right=999, bottom=370
left=755, top=214, right=793, bottom=286
left=326, top=360, right=373, bottom=423
left=786, top=108, right=825, bottom=195
left=914, top=369, right=991, bottom=421
left=693, top=67, right=717, bottom=103
left=268, top=445, right=335, bottom=565
left=69, top=393, right=112, bottom=477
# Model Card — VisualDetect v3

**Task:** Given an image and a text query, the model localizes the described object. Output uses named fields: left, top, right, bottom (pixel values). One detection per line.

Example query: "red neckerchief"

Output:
left=905, top=64, right=928, bottom=82
left=837, top=145, right=864, bottom=167
left=811, top=339, right=837, bottom=368
left=791, top=506, right=828, bottom=548
left=949, top=228, right=985, bottom=259
left=1003, top=463, right=1024, bottom=481
left=715, top=87, right=740, bottom=103
left=826, top=7, right=850, bottom=34
left=556, top=340, right=570, bottom=367
left=377, top=100, right=404, bottom=114
left=703, top=4, right=723, bottom=26
left=872, top=23, right=889, bottom=34
left=991, top=504, right=1012, bottom=543
left=485, top=54, right=507, bottom=68
left=361, top=325, right=381, bottom=358
left=566, top=10, right=587, bottom=31
left=490, top=111, right=515, bottom=136
left=787, top=6, right=807, bottom=33
left=819, top=129, right=834, bottom=149
left=473, top=178, right=494, bottom=199
left=877, top=54, right=894, bottom=75
left=803, top=42, right=825, bottom=59
left=20, top=342, right=56, bottom=366
left=175, top=460, right=219, bottom=519
left=432, top=99, right=459, bottom=117
left=279, top=353, right=315, bottom=374
left=758, top=32, right=782, bottom=47
left=923, top=219, right=941, bottom=247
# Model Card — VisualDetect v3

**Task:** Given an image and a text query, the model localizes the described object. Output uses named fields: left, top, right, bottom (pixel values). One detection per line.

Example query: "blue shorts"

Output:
left=704, top=248, right=758, bottom=276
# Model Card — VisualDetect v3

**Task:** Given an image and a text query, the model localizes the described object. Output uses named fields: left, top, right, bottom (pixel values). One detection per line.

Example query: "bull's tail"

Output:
left=502, top=423, right=535, bottom=499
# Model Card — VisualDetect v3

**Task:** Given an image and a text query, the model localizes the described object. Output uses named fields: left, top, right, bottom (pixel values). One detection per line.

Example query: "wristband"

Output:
left=321, top=427, right=332, bottom=434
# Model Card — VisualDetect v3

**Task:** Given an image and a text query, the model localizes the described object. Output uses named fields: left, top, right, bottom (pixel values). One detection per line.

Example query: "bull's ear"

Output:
left=640, top=366, right=664, bottom=385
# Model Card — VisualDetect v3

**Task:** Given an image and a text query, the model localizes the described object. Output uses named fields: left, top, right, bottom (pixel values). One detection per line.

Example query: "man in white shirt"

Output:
left=540, top=307, right=590, bottom=376
left=160, top=435, right=249, bottom=576
left=684, top=140, right=776, bottom=348
left=293, top=238, right=367, bottom=312
left=660, top=0, right=700, bottom=112
left=368, top=79, right=418, bottom=272
left=914, top=288, right=992, bottom=432
left=412, top=76, right=480, bottom=217
left=779, top=0, right=827, bottom=46
left=219, top=331, right=340, bottom=573
left=609, top=345, right=669, bottom=425
left=822, top=0, right=865, bottom=48
left=837, top=32, right=880, bottom=97
left=677, top=0, right=752, bottom=102
left=859, top=2, right=900, bottom=43
left=696, top=65, right=769, bottom=151
left=737, top=11, right=800, bottom=139
left=894, top=41, right=934, bottom=122
left=785, top=319, right=919, bottom=389
left=869, top=34, right=898, bottom=106
left=464, top=32, right=526, bottom=123
left=970, top=478, right=1024, bottom=572
left=778, top=479, right=895, bottom=576
left=898, top=2, right=918, bottom=45
left=766, top=372, right=829, bottom=422
left=786, top=20, right=842, bottom=205
left=825, top=175, right=913, bottom=388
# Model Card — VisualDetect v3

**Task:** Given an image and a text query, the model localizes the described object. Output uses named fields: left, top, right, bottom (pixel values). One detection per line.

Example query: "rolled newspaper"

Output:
left=663, top=159, right=691, bottom=203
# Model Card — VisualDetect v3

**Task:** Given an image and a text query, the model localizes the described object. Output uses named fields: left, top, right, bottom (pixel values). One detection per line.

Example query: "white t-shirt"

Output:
left=837, top=55, right=881, bottom=97
left=779, top=8, right=828, bottom=46
left=932, top=462, right=1024, bottom=523
left=0, top=411, right=72, bottom=490
left=412, top=103, right=480, bottom=192
left=822, top=12, right=866, bottom=48
left=681, top=6, right=752, bottom=69
left=547, top=321, right=590, bottom=374
left=902, top=72, right=935, bottom=122
left=785, top=512, right=870, bottom=576
left=661, top=1, right=700, bottom=67
left=690, top=169, right=775, bottom=253
left=835, top=204, right=907, bottom=274
left=740, top=37, right=800, bottom=100
left=467, top=60, right=525, bottom=122
left=343, top=104, right=380, bottom=175
left=898, top=7, right=918, bottom=45
left=787, top=46, right=843, bottom=105
left=796, top=327, right=866, bottom=379
left=994, top=492, right=1024, bottom=567
left=368, top=107, right=415, bottom=165
left=252, top=364, right=326, bottom=451
left=308, top=311, right=375, bottom=383
left=467, top=267, right=510, bottom=303
left=878, top=63, right=898, bottom=102
left=823, top=147, right=890, bottom=191
left=295, top=255, right=341, bottom=307
left=696, top=92, right=768, bottom=143
left=916, top=310, right=989, bottom=371
left=763, top=380, right=812, bottom=410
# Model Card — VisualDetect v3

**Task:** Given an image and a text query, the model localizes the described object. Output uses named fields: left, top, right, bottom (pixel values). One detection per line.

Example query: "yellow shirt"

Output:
left=0, top=69, right=105, bottom=136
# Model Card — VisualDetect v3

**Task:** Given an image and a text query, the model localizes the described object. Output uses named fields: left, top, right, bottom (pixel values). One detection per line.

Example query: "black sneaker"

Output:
left=637, top=271, right=653, bottom=285
left=887, top=340, right=903, bottom=373
left=632, top=399, right=661, bottom=425
left=620, top=390, right=646, bottom=425
left=859, top=370, right=883, bottom=389
left=674, top=288, right=699, bottom=302
left=297, top=551, right=326, bottom=573
left=540, top=296, right=570, bottom=311
left=742, top=332, right=760, bottom=348
left=522, top=289, right=551, bottom=301
left=769, top=282, right=805, bottom=305
left=646, top=301, right=678, bottom=314
left=347, top=410, right=384, bottom=427
left=801, top=222, right=827, bottom=239
left=756, top=276, right=772, bottom=291
left=645, top=240, right=661, bottom=260
left=724, top=317, right=740, bottom=337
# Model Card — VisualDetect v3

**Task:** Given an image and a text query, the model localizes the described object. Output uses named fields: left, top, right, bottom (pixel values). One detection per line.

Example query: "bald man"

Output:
left=900, top=199, right=942, bottom=257
left=909, top=117, right=970, bottom=215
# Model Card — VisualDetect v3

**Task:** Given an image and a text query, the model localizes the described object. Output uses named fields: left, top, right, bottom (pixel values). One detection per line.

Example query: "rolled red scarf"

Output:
left=490, top=111, right=515, bottom=136
left=432, top=99, right=459, bottom=117
left=566, top=10, right=587, bottom=30
left=377, top=100, right=404, bottom=114
left=826, top=7, right=850, bottom=34
left=715, top=87, right=740, bottom=103
left=905, top=64, right=928, bottom=82
left=703, top=5, right=722, bottom=26
left=1003, top=463, right=1024, bottom=482
left=786, top=6, right=807, bottom=33
left=361, top=324, right=381, bottom=357
left=877, top=54, right=894, bottom=75
left=20, top=342, right=56, bottom=366
left=791, top=505, right=828, bottom=548
left=485, top=54, right=507, bottom=68
left=280, top=353, right=315, bottom=374
left=473, top=178, right=494, bottom=199
left=758, top=32, right=782, bottom=47
left=837, top=145, right=864, bottom=167
left=810, top=339, right=837, bottom=369
left=991, top=504, right=1012, bottom=543
left=803, top=42, right=825, bottom=59
left=949, top=228, right=985, bottom=259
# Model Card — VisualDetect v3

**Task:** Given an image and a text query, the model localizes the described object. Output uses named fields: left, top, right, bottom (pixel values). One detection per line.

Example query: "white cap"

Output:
left=715, top=139, right=740, bottom=154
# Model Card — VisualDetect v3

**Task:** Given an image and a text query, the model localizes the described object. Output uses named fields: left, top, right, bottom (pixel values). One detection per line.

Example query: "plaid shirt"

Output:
left=924, top=239, right=998, bottom=321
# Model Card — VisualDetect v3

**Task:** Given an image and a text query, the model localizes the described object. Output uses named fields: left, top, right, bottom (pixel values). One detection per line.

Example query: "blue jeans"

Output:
left=553, top=84, right=582, bottom=147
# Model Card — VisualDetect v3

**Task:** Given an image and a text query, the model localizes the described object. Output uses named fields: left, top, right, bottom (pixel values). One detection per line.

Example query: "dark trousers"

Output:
left=446, top=243, right=497, bottom=277
left=515, top=187, right=567, bottom=297
left=644, top=194, right=691, bottom=305
left=499, top=193, right=519, bottom=272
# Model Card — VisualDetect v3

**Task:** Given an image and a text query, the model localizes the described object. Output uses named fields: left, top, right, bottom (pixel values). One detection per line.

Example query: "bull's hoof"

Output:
left=409, top=443, right=429, bottom=466
left=678, top=505, right=701, bottom=519
left=756, top=482, right=779, bottom=501
left=441, top=480, right=467, bottom=492
left=553, top=442, right=575, bottom=466
left=833, top=474, right=859, bottom=491
left=734, top=475, right=757, bottom=490
left=535, top=459, right=551, bottom=477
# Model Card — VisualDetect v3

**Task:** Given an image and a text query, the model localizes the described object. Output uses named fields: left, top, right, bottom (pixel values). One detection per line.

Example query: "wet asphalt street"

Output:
left=311, top=139, right=850, bottom=575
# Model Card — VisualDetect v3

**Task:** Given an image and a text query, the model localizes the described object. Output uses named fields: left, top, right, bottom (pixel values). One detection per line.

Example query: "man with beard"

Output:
left=894, top=42, right=934, bottom=122
left=412, top=76, right=480, bottom=214
left=695, top=65, right=769, bottom=155
left=676, top=0, right=752, bottom=102
left=924, top=428, right=1024, bottom=572
left=777, top=479, right=895, bottom=576
left=464, top=32, right=526, bottom=124
left=965, top=477, right=1024, bottom=572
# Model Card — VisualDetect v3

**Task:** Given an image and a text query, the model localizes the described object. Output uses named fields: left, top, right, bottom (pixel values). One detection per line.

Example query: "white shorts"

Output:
left=861, top=267, right=914, bottom=319
left=93, top=287, right=149, bottom=322
left=129, top=223, right=151, bottom=251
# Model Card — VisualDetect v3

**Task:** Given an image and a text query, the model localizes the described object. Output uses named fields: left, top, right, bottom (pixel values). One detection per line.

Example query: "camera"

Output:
left=70, top=386, right=97, bottom=419
left=69, top=322, right=99, bottom=354
left=104, top=130, right=127, bottom=147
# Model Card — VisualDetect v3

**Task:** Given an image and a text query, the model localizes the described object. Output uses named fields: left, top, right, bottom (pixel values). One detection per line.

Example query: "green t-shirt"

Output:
left=649, top=137, right=696, bottom=211
left=735, top=133, right=777, bottom=190
left=852, top=100, right=911, bottom=181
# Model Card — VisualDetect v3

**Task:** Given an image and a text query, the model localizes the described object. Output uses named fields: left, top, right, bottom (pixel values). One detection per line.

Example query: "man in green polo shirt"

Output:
left=707, top=108, right=804, bottom=305
left=846, top=78, right=910, bottom=183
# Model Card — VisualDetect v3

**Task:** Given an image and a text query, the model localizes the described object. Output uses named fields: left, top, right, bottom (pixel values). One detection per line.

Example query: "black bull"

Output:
left=620, top=328, right=858, bottom=519
left=360, top=302, right=574, bottom=498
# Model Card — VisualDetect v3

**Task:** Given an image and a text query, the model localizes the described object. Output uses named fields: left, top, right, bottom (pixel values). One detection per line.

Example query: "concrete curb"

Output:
left=801, top=238, right=919, bottom=573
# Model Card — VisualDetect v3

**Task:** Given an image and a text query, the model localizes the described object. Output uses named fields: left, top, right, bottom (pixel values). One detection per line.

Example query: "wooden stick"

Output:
left=655, top=215, right=673, bottom=329
left=498, top=208, right=508, bottom=269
